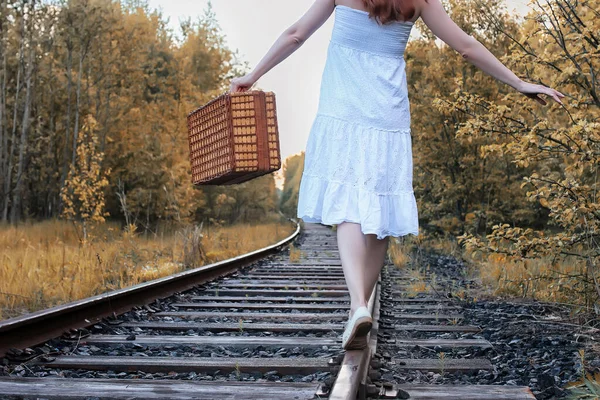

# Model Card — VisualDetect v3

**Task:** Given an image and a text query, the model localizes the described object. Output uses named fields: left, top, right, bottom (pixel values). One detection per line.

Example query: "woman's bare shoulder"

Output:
left=410, top=0, right=428, bottom=23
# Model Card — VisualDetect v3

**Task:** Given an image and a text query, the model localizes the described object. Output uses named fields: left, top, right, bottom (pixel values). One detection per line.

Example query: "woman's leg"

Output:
left=363, top=234, right=389, bottom=301
left=337, top=222, right=390, bottom=316
left=336, top=222, right=368, bottom=317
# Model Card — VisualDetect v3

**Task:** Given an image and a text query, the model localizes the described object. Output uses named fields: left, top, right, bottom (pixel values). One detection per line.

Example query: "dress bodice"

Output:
left=315, top=5, right=414, bottom=132
left=331, top=5, right=413, bottom=59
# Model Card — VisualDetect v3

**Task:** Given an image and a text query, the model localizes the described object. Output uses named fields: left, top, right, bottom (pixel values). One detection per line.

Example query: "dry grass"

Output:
left=387, top=234, right=423, bottom=268
left=461, top=249, right=590, bottom=304
left=386, top=234, right=432, bottom=296
left=388, top=244, right=409, bottom=268
left=422, top=234, right=462, bottom=259
left=288, top=244, right=305, bottom=263
left=384, top=228, right=593, bottom=307
left=409, top=230, right=592, bottom=306
left=404, top=271, right=430, bottom=296
left=0, top=219, right=295, bottom=321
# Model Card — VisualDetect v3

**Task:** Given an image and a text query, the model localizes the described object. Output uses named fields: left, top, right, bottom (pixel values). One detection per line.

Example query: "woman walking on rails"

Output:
left=230, top=0, right=564, bottom=350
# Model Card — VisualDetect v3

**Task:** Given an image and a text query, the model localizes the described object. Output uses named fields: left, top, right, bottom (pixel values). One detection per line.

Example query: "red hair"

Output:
left=361, top=0, right=420, bottom=24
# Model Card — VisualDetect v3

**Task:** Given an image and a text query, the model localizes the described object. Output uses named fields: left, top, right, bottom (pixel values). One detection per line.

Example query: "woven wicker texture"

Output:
left=187, top=90, right=281, bottom=185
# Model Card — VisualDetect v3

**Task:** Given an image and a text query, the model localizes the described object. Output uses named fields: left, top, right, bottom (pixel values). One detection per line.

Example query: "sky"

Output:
left=147, top=0, right=533, bottom=189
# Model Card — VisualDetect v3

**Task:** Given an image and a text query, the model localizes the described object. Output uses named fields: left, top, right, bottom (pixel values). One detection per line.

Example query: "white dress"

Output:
left=296, top=5, right=419, bottom=240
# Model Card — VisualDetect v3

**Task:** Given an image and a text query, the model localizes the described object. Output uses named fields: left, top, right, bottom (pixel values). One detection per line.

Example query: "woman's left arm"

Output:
left=230, top=0, right=335, bottom=92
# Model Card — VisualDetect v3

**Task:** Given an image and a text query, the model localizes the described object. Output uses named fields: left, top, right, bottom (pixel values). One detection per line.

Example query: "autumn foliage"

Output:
left=282, top=0, right=599, bottom=307
left=1, top=0, right=598, bottom=311
left=406, top=0, right=599, bottom=307
left=0, top=0, right=279, bottom=229
left=60, top=115, right=110, bottom=242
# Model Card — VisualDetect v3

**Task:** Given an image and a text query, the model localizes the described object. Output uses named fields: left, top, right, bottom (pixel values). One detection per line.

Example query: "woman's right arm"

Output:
left=230, top=0, right=335, bottom=92
left=418, top=0, right=565, bottom=105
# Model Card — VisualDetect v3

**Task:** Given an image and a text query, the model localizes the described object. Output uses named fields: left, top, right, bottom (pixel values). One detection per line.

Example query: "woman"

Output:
left=230, top=0, right=564, bottom=350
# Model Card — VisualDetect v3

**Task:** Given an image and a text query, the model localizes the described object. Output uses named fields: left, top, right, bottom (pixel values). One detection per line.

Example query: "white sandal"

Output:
left=341, top=306, right=372, bottom=350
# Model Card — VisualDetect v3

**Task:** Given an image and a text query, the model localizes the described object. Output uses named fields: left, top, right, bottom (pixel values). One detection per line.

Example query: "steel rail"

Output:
left=0, top=219, right=301, bottom=357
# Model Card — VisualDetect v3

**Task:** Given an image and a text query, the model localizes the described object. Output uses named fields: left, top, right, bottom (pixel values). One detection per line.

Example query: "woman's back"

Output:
left=318, top=5, right=414, bottom=133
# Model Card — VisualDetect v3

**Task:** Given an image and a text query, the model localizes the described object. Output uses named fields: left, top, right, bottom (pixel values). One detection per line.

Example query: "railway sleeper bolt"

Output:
left=369, top=370, right=381, bottom=380
left=328, top=355, right=344, bottom=366
left=314, top=384, right=329, bottom=397
left=366, top=383, right=380, bottom=395
left=380, top=385, right=411, bottom=399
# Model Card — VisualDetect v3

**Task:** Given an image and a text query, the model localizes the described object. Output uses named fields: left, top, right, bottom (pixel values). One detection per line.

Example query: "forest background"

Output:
left=0, top=0, right=598, bottom=329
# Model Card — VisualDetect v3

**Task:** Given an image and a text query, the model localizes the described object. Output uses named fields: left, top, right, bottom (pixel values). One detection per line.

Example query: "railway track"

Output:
left=366, top=264, right=537, bottom=399
left=0, top=222, right=378, bottom=399
left=0, top=221, right=539, bottom=399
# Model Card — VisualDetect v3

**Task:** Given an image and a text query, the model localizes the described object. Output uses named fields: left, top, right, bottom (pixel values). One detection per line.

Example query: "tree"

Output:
left=280, top=153, right=304, bottom=217
left=406, top=0, right=533, bottom=236
left=0, top=0, right=271, bottom=230
left=452, top=0, right=600, bottom=305
left=60, top=114, right=111, bottom=242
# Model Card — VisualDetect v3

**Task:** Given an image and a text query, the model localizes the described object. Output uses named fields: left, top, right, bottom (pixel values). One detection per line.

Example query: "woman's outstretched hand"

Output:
left=517, top=81, right=565, bottom=105
left=230, top=74, right=256, bottom=93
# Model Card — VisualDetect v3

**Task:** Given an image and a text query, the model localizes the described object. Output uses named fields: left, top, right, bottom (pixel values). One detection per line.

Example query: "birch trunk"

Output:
left=10, top=0, right=35, bottom=223
left=10, top=45, right=34, bottom=223
left=46, top=33, right=57, bottom=217
left=71, top=51, right=83, bottom=165
left=47, top=89, right=56, bottom=217
left=58, top=41, right=74, bottom=212
left=100, top=90, right=110, bottom=154
left=0, top=0, right=6, bottom=202
left=2, top=7, right=25, bottom=221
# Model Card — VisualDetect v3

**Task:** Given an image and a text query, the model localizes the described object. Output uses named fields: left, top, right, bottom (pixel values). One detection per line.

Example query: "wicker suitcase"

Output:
left=187, top=90, right=282, bottom=185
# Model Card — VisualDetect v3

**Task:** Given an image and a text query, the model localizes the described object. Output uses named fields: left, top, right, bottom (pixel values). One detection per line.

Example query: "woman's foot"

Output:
left=342, top=306, right=372, bottom=350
